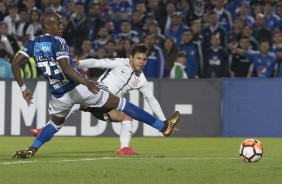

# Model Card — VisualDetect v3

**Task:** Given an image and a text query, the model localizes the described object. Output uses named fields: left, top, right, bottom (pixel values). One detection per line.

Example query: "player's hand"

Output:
left=74, top=59, right=80, bottom=66
left=22, top=89, right=33, bottom=105
left=86, top=80, right=100, bottom=94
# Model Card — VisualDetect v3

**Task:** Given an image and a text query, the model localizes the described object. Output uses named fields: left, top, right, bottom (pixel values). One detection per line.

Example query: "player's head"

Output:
left=40, top=12, right=63, bottom=37
left=129, top=44, right=150, bottom=73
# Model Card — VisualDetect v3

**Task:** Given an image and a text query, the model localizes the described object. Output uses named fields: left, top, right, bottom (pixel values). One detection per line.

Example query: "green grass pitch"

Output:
left=1, top=137, right=282, bottom=184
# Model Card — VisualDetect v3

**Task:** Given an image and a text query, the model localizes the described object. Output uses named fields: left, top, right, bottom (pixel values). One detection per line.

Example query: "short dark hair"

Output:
left=130, top=44, right=149, bottom=56
left=176, top=51, right=186, bottom=58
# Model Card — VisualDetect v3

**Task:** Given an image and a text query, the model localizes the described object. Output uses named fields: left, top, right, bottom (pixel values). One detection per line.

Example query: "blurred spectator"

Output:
left=170, top=51, right=188, bottom=79
left=252, top=2, right=263, bottom=17
left=79, top=39, right=95, bottom=59
left=230, top=39, right=277, bottom=78
left=162, top=37, right=178, bottom=78
left=264, top=2, right=281, bottom=33
left=88, top=2, right=105, bottom=41
left=0, top=21, right=20, bottom=56
left=97, top=0, right=113, bottom=22
left=229, top=36, right=252, bottom=78
left=203, top=34, right=229, bottom=78
left=0, top=56, right=14, bottom=78
left=23, top=0, right=36, bottom=14
left=213, top=0, right=233, bottom=32
left=272, top=31, right=282, bottom=77
left=241, top=24, right=258, bottom=50
left=63, top=2, right=90, bottom=49
left=147, top=20, right=164, bottom=47
left=142, top=33, right=164, bottom=78
left=131, top=10, right=145, bottom=35
left=30, top=9, right=42, bottom=37
left=13, top=7, right=34, bottom=47
left=63, top=0, right=75, bottom=19
left=92, top=26, right=111, bottom=50
left=135, top=1, right=146, bottom=14
left=38, top=0, right=50, bottom=12
left=276, top=4, right=282, bottom=21
left=0, top=1, right=8, bottom=21
left=202, top=11, right=226, bottom=51
left=253, top=13, right=272, bottom=44
left=3, top=3, right=19, bottom=35
left=176, top=0, right=190, bottom=18
left=165, top=11, right=189, bottom=46
left=88, top=46, right=107, bottom=78
left=180, top=29, right=199, bottom=79
left=225, top=0, right=247, bottom=16
left=227, top=18, right=243, bottom=44
left=235, top=3, right=255, bottom=27
left=105, top=39, right=117, bottom=58
left=111, top=0, right=133, bottom=21
left=191, top=19, right=204, bottom=76
left=104, top=20, right=116, bottom=36
left=159, top=0, right=176, bottom=34
left=186, top=0, right=205, bottom=24
left=0, top=42, right=13, bottom=62
left=47, top=0, right=67, bottom=16
left=117, top=39, right=132, bottom=58
left=115, top=20, right=140, bottom=43
left=146, top=0, right=165, bottom=21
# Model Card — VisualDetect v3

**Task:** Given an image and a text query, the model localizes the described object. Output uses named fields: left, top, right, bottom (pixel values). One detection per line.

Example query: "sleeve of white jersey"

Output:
left=78, top=58, right=125, bottom=69
left=139, top=82, right=166, bottom=120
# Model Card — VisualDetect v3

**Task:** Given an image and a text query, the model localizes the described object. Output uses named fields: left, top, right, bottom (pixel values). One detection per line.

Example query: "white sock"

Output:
left=120, top=120, right=133, bottom=148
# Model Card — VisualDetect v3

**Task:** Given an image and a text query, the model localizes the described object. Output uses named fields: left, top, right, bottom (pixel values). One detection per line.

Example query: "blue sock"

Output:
left=32, top=121, right=62, bottom=149
left=118, top=98, right=165, bottom=131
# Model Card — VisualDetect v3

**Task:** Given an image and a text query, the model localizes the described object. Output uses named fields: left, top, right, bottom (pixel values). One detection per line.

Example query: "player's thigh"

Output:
left=101, top=92, right=120, bottom=110
left=49, top=95, right=73, bottom=118
left=77, top=84, right=110, bottom=108
left=108, top=110, right=133, bottom=122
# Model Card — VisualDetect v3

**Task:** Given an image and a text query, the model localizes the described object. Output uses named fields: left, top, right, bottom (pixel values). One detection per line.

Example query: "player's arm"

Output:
left=11, top=53, right=33, bottom=104
left=139, top=82, right=166, bottom=120
left=58, top=58, right=100, bottom=94
left=76, top=58, right=122, bottom=69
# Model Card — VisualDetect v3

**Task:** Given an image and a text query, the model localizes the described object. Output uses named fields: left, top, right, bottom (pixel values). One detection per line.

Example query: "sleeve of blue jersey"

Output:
left=54, top=37, right=70, bottom=60
left=19, top=40, right=33, bottom=58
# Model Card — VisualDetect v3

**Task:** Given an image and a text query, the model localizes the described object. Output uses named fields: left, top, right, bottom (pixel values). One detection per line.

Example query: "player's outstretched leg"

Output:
left=117, top=97, right=180, bottom=136
left=12, top=120, right=63, bottom=158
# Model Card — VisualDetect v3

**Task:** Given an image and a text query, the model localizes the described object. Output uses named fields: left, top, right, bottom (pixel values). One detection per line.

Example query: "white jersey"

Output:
left=79, top=58, right=166, bottom=120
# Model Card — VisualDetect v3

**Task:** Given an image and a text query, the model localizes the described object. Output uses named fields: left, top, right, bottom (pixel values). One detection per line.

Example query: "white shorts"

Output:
left=49, top=83, right=109, bottom=117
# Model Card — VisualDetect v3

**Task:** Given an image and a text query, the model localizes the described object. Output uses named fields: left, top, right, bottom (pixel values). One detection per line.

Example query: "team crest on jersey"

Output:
left=60, top=43, right=67, bottom=51
left=132, top=76, right=140, bottom=87
left=34, top=42, right=52, bottom=56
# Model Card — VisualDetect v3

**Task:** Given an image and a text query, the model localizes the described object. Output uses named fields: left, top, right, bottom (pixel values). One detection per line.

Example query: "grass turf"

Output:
left=0, top=137, right=282, bottom=184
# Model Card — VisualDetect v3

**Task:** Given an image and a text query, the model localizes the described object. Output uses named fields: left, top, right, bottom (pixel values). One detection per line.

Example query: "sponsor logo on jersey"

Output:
left=34, top=42, right=52, bottom=56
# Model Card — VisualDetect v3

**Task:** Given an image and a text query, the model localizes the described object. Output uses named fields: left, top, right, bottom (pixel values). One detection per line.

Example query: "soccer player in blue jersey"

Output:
left=11, top=12, right=180, bottom=158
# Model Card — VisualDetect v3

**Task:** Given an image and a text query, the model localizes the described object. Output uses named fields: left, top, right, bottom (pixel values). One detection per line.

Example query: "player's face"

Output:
left=49, top=14, right=64, bottom=37
left=130, top=53, right=148, bottom=72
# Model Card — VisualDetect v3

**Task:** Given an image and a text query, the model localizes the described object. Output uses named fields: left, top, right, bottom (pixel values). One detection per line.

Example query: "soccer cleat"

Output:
left=12, top=147, right=37, bottom=159
left=116, top=147, right=140, bottom=155
left=30, top=128, right=42, bottom=137
left=161, top=111, right=180, bottom=137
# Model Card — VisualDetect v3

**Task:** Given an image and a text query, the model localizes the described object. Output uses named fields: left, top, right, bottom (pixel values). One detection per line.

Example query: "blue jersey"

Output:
left=19, top=34, right=79, bottom=98
left=244, top=50, right=277, bottom=78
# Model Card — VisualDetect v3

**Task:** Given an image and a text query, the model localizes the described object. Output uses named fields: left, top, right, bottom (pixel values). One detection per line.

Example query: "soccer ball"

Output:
left=239, top=139, right=263, bottom=163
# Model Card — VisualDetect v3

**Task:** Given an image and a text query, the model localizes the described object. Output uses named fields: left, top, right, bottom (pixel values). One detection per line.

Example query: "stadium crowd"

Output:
left=0, top=0, right=282, bottom=79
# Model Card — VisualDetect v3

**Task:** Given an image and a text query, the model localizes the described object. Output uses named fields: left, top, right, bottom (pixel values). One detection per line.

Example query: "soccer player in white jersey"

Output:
left=11, top=12, right=180, bottom=158
left=30, top=44, right=168, bottom=155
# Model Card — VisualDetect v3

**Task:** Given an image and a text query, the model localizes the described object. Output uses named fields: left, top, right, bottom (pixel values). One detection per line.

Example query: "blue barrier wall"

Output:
left=222, top=78, right=282, bottom=137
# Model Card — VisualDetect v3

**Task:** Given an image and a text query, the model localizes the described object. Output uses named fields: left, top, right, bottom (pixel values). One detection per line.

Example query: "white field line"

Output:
left=0, top=157, right=270, bottom=165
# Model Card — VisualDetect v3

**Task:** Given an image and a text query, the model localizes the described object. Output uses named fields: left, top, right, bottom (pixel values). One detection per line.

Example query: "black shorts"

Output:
left=81, top=107, right=112, bottom=122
